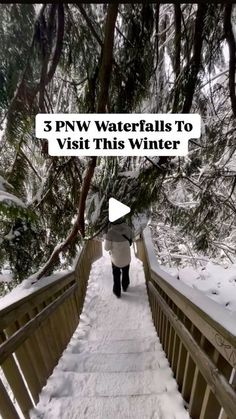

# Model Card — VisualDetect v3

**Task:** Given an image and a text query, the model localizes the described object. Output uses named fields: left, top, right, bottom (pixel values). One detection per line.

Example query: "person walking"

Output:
left=104, top=218, right=133, bottom=298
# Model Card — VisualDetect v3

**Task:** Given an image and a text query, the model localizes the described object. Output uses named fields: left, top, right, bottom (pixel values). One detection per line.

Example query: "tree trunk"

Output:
left=182, top=3, right=207, bottom=113
left=36, top=158, right=96, bottom=280
left=172, top=3, right=181, bottom=112
left=97, top=2, right=119, bottom=113
left=224, top=4, right=236, bottom=118
left=36, top=3, right=119, bottom=280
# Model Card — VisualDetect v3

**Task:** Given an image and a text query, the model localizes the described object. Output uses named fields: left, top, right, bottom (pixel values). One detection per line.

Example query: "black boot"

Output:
left=122, top=265, right=130, bottom=292
left=112, top=264, right=121, bottom=297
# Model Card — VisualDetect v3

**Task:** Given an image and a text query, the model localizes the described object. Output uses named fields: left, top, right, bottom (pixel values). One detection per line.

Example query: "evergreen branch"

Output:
left=7, top=5, right=46, bottom=112
left=44, top=88, right=54, bottom=114
left=55, top=76, right=88, bottom=87
left=86, top=222, right=108, bottom=240
left=115, top=24, right=135, bottom=48
left=224, top=175, right=236, bottom=202
left=34, top=158, right=73, bottom=208
left=197, top=70, right=229, bottom=91
left=180, top=5, right=190, bottom=66
left=145, top=156, right=162, bottom=170
left=7, top=4, right=64, bottom=117
left=74, top=4, right=103, bottom=47
left=19, top=150, right=42, bottom=181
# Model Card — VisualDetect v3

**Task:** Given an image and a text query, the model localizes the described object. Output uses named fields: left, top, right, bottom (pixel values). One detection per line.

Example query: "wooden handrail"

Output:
left=136, top=228, right=236, bottom=419
left=0, top=239, right=102, bottom=419
left=0, top=283, right=77, bottom=365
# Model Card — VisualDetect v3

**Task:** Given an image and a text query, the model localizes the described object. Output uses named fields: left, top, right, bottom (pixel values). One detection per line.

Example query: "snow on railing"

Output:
left=0, top=239, right=102, bottom=419
left=136, top=228, right=236, bottom=419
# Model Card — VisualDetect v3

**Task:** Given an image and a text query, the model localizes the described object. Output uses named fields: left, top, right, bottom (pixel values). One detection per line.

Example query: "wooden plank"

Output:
left=150, top=270, right=236, bottom=367
left=0, top=334, right=33, bottom=416
left=167, top=325, right=174, bottom=361
left=0, top=377, right=20, bottom=419
left=182, top=352, right=196, bottom=402
left=58, top=303, right=71, bottom=345
left=176, top=342, right=187, bottom=389
left=6, top=322, right=41, bottom=404
left=62, top=298, right=74, bottom=338
left=27, top=309, right=48, bottom=381
left=0, top=239, right=102, bottom=332
left=161, top=312, right=166, bottom=346
left=172, top=335, right=180, bottom=375
left=155, top=296, right=159, bottom=328
left=32, top=317, right=53, bottom=376
left=199, top=385, right=221, bottom=419
left=18, top=313, right=48, bottom=388
left=67, top=294, right=77, bottom=333
left=157, top=300, right=162, bottom=336
left=199, top=345, right=222, bottom=418
left=0, top=272, right=75, bottom=330
left=148, top=281, right=236, bottom=419
left=142, top=231, right=236, bottom=349
left=149, top=293, right=155, bottom=327
left=0, top=356, right=33, bottom=416
left=220, top=411, right=228, bottom=419
left=165, top=318, right=170, bottom=353
left=163, top=315, right=168, bottom=352
left=217, top=353, right=233, bottom=380
left=189, top=367, right=206, bottom=418
left=50, top=306, right=65, bottom=353
left=71, top=293, right=79, bottom=326
left=159, top=310, right=163, bottom=343
left=171, top=331, right=177, bottom=370
left=0, top=284, right=77, bottom=365
left=40, top=298, right=60, bottom=362
left=39, top=317, right=57, bottom=371
left=47, top=311, right=61, bottom=358
left=164, top=300, right=171, bottom=352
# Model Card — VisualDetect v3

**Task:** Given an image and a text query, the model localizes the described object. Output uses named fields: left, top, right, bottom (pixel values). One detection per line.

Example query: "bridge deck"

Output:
left=31, top=249, right=189, bottom=419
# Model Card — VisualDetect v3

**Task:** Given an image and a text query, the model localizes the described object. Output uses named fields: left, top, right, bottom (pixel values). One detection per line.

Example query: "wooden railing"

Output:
left=0, top=239, right=102, bottom=419
left=135, top=229, right=236, bottom=419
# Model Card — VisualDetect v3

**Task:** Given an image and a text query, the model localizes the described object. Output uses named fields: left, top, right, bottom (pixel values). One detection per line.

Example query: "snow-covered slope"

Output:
left=30, top=249, right=189, bottom=419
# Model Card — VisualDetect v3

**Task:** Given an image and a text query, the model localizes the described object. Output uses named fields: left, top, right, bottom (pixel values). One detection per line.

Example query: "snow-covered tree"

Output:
left=0, top=3, right=236, bottom=289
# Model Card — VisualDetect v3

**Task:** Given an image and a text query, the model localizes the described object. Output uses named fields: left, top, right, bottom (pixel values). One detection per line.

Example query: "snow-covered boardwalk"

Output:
left=31, top=250, right=189, bottom=419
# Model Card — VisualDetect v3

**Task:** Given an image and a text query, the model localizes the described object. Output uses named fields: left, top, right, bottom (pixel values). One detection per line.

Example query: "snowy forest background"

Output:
left=1, top=3, right=236, bottom=311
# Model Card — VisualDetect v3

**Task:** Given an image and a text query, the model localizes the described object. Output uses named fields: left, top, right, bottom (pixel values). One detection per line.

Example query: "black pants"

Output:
left=112, top=263, right=130, bottom=296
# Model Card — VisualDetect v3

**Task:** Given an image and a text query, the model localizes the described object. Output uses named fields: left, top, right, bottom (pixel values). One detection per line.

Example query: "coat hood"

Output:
left=106, top=222, right=132, bottom=242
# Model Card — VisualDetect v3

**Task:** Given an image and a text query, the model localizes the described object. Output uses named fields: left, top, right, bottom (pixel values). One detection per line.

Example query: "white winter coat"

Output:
left=104, top=222, right=132, bottom=268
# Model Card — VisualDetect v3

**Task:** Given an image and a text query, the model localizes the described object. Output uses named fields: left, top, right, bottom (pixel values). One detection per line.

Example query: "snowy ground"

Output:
left=30, top=249, right=189, bottom=419
left=150, top=222, right=236, bottom=313
left=162, top=261, right=236, bottom=313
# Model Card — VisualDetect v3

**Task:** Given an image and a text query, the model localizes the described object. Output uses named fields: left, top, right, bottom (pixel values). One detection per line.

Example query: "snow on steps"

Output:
left=69, top=336, right=162, bottom=355
left=30, top=249, right=189, bottom=419
left=32, top=394, right=188, bottom=419
left=58, top=351, right=169, bottom=373
left=87, top=326, right=157, bottom=342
